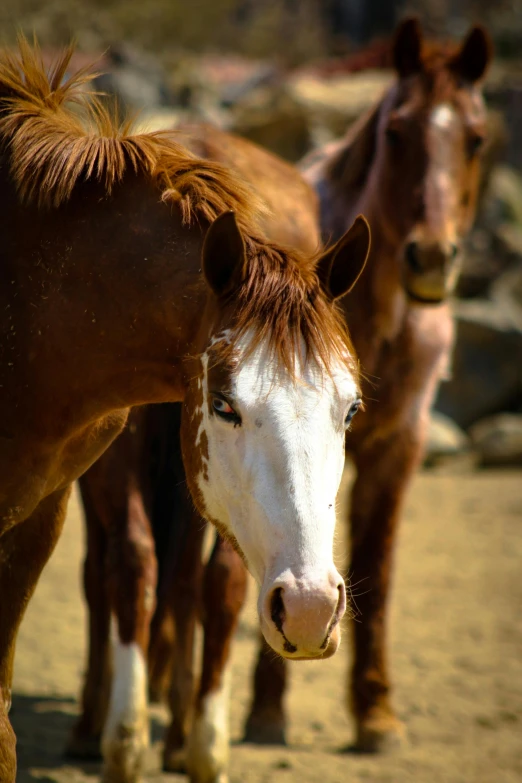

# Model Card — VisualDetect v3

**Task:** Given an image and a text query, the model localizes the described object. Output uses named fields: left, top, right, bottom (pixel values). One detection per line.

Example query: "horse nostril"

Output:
left=450, top=243, right=459, bottom=260
left=405, top=242, right=422, bottom=273
left=270, top=586, right=285, bottom=633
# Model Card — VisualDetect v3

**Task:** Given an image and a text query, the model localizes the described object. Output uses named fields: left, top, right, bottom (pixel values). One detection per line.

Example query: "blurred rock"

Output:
left=469, top=414, right=522, bottom=466
left=491, top=262, right=522, bottom=311
left=288, top=69, right=392, bottom=141
left=488, top=165, right=522, bottom=225
left=435, top=299, right=522, bottom=429
left=424, top=412, right=470, bottom=466
left=230, top=85, right=311, bottom=162
left=93, top=43, right=173, bottom=110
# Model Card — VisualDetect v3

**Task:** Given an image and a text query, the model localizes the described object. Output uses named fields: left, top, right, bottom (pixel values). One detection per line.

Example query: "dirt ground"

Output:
left=12, top=464, right=522, bottom=783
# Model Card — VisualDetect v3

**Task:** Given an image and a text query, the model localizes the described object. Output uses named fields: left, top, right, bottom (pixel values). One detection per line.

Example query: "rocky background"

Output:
left=3, top=0, right=522, bottom=467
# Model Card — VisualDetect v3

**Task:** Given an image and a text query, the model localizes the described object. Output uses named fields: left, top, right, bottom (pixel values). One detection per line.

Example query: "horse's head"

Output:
left=374, top=18, right=492, bottom=303
left=181, top=211, right=370, bottom=660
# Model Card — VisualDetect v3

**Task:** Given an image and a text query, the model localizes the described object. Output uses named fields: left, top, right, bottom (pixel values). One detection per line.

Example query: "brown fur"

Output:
left=0, top=41, right=354, bottom=381
left=0, top=39, right=363, bottom=783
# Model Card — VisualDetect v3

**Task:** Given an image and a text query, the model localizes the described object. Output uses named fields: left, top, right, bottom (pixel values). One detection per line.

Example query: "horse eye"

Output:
left=385, top=126, right=401, bottom=145
left=468, top=134, right=485, bottom=158
left=212, top=396, right=241, bottom=425
left=345, top=400, right=362, bottom=429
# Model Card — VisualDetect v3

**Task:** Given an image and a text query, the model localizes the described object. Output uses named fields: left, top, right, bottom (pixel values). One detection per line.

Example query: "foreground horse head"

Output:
left=323, top=18, right=492, bottom=304
left=182, top=212, right=370, bottom=659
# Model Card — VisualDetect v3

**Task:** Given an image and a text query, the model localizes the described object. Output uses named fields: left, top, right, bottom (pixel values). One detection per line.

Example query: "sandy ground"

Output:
left=12, top=465, right=522, bottom=783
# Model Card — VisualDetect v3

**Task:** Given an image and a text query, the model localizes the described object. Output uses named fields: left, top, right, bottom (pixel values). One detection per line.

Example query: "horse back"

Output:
left=179, top=123, right=321, bottom=253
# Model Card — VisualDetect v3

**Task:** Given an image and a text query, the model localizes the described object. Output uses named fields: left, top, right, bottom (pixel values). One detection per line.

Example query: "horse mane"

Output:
left=0, top=37, right=266, bottom=227
left=326, top=100, right=381, bottom=197
left=0, top=37, right=356, bottom=380
left=226, top=240, right=358, bottom=380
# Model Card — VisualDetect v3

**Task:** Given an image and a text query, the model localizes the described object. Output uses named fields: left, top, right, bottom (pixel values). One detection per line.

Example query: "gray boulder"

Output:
left=469, top=414, right=522, bottom=466
left=435, top=299, right=522, bottom=429
left=424, top=412, right=470, bottom=466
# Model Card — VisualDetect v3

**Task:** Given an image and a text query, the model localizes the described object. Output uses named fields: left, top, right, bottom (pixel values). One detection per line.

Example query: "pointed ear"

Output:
left=316, top=215, right=370, bottom=301
left=202, top=211, right=247, bottom=298
left=393, top=17, right=423, bottom=79
left=451, top=25, right=493, bottom=84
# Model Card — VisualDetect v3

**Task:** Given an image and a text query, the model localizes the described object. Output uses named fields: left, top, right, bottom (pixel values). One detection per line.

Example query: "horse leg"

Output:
left=148, top=606, right=175, bottom=704
left=162, top=512, right=205, bottom=773
left=66, top=475, right=112, bottom=759
left=349, top=426, right=424, bottom=752
left=243, top=636, right=288, bottom=745
left=0, top=486, right=71, bottom=783
left=101, top=482, right=157, bottom=783
left=187, top=535, right=247, bottom=783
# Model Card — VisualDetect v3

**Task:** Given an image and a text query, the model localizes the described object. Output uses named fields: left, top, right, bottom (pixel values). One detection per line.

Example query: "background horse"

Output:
left=245, top=17, right=493, bottom=752
left=0, top=39, right=371, bottom=783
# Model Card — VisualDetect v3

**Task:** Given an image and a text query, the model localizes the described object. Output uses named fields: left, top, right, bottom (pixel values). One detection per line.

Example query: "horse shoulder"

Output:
left=0, top=409, right=129, bottom=530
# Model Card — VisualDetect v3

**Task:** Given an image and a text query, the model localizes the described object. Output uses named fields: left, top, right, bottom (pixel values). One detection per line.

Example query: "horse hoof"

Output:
left=243, top=713, right=287, bottom=746
left=101, top=721, right=148, bottom=783
left=64, top=732, right=103, bottom=760
left=162, top=746, right=187, bottom=774
left=355, top=713, right=407, bottom=753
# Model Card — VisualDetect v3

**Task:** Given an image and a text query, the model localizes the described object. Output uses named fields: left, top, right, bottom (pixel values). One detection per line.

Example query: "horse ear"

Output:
left=316, top=215, right=371, bottom=301
left=451, top=26, right=493, bottom=84
left=393, top=17, right=423, bottom=78
left=202, top=211, right=247, bottom=298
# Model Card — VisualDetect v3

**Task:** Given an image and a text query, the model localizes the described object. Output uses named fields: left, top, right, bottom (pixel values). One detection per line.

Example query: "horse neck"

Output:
left=0, top=172, right=208, bottom=432
left=312, top=157, right=407, bottom=352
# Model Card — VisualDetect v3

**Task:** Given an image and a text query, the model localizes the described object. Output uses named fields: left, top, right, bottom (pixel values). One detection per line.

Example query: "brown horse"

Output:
left=71, top=18, right=492, bottom=780
left=68, top=128, right=329, bottom=783
left=244, top=18, right=493, bottom=751
left=0, top=39, right=372, bottom=783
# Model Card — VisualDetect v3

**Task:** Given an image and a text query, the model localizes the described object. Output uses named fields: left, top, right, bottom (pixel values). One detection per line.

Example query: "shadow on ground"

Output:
left=11, top=693, right=100, bottom=781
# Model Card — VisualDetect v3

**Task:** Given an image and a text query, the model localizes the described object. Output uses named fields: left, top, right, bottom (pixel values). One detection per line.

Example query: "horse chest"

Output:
left=349, top=306, right=453, bottom=445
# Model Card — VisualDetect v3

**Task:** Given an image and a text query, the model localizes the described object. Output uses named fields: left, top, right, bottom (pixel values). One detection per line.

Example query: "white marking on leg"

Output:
left=102, top=641, right=149, bottom=782
left=187, top=666, right=231, bottom=783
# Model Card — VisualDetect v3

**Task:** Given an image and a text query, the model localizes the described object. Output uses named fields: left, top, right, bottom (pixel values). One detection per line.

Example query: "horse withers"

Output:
left=0, top=40, right=370, bottom=783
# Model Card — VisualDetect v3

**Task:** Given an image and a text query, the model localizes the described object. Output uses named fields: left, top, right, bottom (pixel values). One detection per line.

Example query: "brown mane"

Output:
left=225, top=240, right=358, bottom=380
left=0, top=37, right=356, bottom=380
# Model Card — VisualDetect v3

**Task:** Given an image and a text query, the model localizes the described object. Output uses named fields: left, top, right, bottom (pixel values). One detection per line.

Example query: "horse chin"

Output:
left=404, top=287, right=446, bottom=306
left=269, top=623, right=341, bottom=662
left=403, top=274, right=450, bottom=305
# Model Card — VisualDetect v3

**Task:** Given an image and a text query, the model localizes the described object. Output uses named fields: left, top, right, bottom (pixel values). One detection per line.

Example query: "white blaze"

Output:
left=194, top=330, right=356, bottom=662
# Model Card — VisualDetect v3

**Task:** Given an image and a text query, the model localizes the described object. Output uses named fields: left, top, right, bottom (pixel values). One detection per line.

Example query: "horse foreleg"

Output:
left=66, top=475, right=111, bottom=760
left=162, top=512, right=205, bottom=773
left=101, top=484, right=157, bottom=783
left=0, top=486, right=71, bottom=783
left=349, top=426, right=425, bottom=752
left=243, top=635, right=288, bottom=745
left=187, top=535, right=247, bottom=783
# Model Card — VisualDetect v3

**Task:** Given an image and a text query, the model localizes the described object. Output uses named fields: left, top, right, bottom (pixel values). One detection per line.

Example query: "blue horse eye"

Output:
left=345, top=400, right=361, bottom=428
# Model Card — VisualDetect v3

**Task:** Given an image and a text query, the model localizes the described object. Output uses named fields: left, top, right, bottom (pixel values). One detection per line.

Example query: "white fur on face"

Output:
left=196, top=333, right=358, bottom=585
left=426, top=102, right=461, bottom=237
